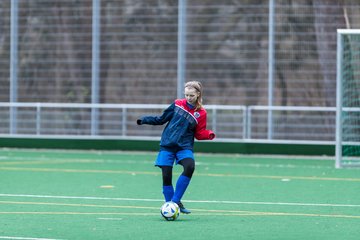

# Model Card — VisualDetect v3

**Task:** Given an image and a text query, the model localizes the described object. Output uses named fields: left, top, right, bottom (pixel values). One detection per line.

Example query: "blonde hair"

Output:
left=184, top=81, right=203, bottom=110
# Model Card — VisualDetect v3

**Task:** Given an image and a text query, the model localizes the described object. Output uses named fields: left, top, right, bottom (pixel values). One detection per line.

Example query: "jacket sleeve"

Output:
left=139, top=103, right=175, bottom=125
left=194, top=111, right=215, bottom=140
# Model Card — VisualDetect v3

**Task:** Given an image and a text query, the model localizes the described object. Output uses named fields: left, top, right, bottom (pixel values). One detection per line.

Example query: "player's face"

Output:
left=184, top=87, right=199, bottom=105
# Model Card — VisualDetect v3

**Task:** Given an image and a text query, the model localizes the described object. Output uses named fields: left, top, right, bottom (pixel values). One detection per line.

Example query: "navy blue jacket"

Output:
left=139, top=99, right=215, bottom=152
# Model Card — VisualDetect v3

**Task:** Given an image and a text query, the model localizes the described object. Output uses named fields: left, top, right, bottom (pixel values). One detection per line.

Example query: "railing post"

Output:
left=122, top=107, right=127, bottom=137
left=212, top=107, right=217, bottom=135
left=247, top=106, right=252, bottom=139
left=36, top=103, right=41, bottom=135
left=243, top=106, right=248, bottom=139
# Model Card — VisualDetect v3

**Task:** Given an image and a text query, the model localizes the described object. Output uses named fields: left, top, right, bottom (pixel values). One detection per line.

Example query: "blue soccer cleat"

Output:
left=177, top=202, right=191, bottom=214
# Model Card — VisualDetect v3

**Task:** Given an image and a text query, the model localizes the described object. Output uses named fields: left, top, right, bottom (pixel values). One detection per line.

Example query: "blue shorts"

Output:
left=155, top=150, right=194, bottom=167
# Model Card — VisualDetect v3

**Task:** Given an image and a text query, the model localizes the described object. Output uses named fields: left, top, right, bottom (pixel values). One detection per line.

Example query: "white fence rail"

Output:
left=0, top=102, right=339, bottom=144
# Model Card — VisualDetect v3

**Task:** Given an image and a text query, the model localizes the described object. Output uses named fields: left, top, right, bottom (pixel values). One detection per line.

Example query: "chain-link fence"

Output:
left=0, top=0, right=359, bottom=142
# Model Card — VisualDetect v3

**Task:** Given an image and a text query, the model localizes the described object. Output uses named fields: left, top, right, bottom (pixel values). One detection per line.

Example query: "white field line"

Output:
left=0, top=193, right=359, bottom=208
left=0, top=237, right=64, bottom=240
left=97, top=217, right=123, bottom=221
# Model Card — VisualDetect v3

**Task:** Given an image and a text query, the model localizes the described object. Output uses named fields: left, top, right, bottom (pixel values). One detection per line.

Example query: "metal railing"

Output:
left=0, top=102, right=339, bottom=144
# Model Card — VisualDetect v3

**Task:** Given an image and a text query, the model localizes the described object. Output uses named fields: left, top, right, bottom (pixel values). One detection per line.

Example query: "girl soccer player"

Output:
left=137, top=81, right=215, bottom=214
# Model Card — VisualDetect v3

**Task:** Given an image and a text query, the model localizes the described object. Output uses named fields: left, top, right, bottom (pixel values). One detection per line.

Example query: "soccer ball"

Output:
left=160, top=201, right=180, bottom=221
